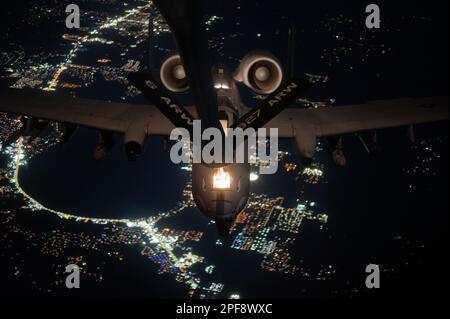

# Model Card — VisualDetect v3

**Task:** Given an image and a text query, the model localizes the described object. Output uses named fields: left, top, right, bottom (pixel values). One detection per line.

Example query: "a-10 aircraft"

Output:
left=0, top=0, right=448, bottom=236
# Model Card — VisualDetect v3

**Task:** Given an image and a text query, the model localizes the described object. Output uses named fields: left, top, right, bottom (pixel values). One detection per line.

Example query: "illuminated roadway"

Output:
left=8, top=138, right=201, bottom=287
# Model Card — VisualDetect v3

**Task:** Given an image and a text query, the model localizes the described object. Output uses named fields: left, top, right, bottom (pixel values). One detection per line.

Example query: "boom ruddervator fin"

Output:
left=127, top=72, right=194, bottom=134
left=233, top=79, right=310, bottom=131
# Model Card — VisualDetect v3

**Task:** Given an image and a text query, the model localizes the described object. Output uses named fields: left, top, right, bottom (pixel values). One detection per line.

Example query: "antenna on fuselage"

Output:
left=286, top=24, right=296, bottom=78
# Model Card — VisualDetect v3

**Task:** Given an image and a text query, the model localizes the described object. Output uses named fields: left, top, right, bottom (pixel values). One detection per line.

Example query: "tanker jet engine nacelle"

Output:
left=124, top=122, right=147, bottom=161
left=160, top=53, right=189, bottom=93
left=234, top=50, right=283, bottom=95
left=294, top=125, right=317, bottom=166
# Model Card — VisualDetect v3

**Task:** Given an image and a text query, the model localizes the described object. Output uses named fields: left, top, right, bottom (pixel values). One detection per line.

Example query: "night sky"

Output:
left=0, top=0, right=448, bottom=299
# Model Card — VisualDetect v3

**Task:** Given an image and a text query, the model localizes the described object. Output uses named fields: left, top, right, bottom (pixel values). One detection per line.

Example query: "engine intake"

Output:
left=234, top=50, right=283, bottom=95
left=160, top=53, right=189, bottom=93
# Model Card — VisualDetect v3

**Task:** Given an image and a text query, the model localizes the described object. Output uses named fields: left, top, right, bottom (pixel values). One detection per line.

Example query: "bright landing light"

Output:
left=213, top=167, right=231, bottom=190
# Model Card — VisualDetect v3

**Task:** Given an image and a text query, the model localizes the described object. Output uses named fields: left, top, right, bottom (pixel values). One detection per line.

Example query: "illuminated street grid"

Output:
left=0, top=116, right=442, bottom=298
left=0, top=0, right=444, bottom=299
left=1, top=1, right=232, bottom=97
left=0, top=118, right=332, bottom=297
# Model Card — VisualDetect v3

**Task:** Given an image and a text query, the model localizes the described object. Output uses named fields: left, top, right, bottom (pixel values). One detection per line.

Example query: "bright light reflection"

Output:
left=250, top=173, right=259, bottom=182
left=213, top=167, right=231, bottom=190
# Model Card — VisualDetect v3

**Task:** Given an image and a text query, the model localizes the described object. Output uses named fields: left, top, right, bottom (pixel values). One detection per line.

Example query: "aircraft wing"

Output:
left=266, top=97, right=449, bottom=138
left=1, top=89, right=447, bottom=140
left=0, top=88, right=176, bottom=136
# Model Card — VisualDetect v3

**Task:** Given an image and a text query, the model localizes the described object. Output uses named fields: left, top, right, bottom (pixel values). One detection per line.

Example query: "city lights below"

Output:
left=0, top=0, right=360, bottom=297
left=303, top=167, right=324, bottom=177
left=250, top=172, right=259, bottom=182
left=5, top=138, right=205, bottom=290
